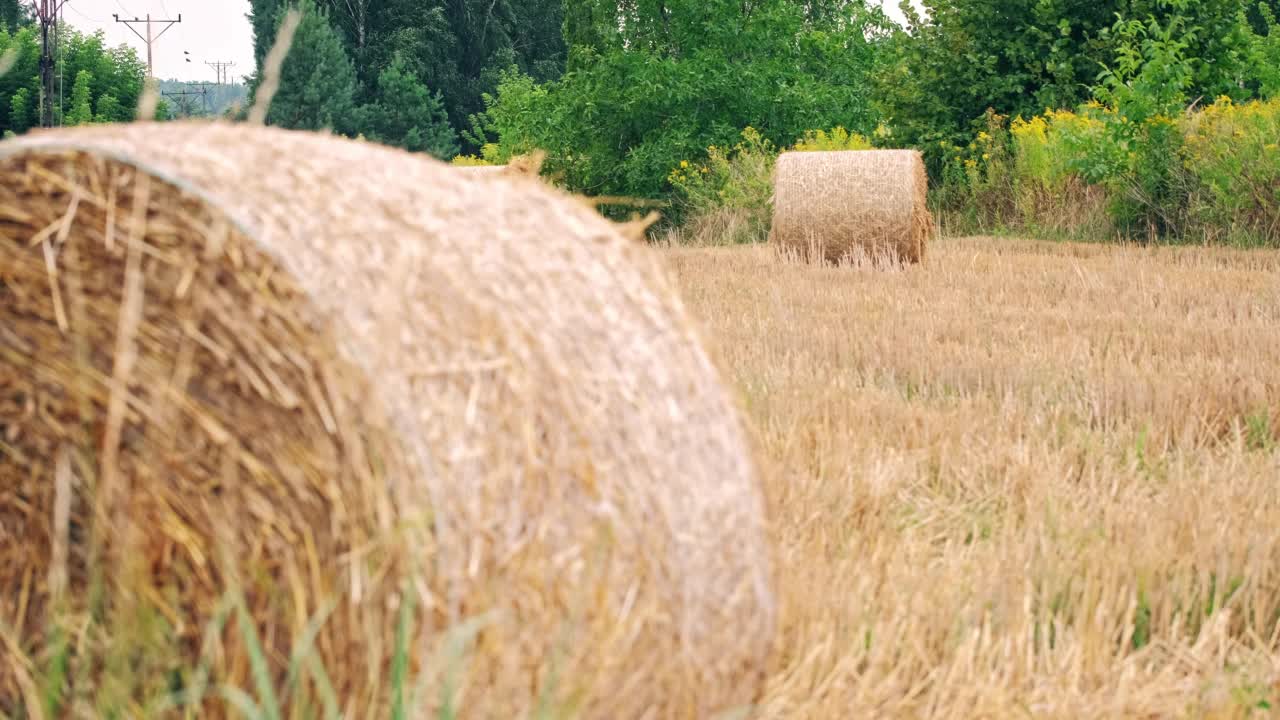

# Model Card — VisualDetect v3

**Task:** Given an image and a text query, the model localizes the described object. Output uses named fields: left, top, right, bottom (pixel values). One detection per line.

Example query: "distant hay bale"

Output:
left=0, top=122, right=775, bottom=717
left=770, top=149, right=933, bottom=265
left=454, top=151, right=546, bottom=180
left=454, top=163, right=509, bottom=175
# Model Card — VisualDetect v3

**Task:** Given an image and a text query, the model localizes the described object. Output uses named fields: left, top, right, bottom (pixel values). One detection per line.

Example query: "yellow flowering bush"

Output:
left=1010, top=110, right=1106, bottom=191
left=668, top=127, right=777, bottom=244
left=792, top=126, right=874, bottom=152
left=450, top=142, right=504, bottom=166
left=1182, top=96, right=1280, bottom=240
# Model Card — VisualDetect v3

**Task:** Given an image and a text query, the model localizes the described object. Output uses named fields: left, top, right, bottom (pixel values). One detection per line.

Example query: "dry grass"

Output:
left=666, top=236, right=1280, bottom=718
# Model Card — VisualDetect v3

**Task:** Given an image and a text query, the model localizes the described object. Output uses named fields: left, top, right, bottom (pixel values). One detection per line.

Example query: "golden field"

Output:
left=665, top=237, right=1280, bottom=719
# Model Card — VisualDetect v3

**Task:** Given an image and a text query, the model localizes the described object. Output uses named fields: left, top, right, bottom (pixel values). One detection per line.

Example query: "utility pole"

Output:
left=31, top=0, right=69, bottom=128
left=162, top=84, right=210, bottom=117
left=206, top=61, right=236, bottom=85
left=113, top=13, right=182, bottom=78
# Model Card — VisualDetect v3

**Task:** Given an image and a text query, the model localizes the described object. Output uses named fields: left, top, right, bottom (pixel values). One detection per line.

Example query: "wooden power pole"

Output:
left=113, top=13, right=182, bottom=78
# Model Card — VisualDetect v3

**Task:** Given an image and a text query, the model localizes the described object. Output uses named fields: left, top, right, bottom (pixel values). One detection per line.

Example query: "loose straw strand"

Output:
left=248, top=10, right=302, bottom=126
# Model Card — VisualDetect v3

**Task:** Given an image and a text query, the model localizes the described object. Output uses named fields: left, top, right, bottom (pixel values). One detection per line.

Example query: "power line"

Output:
left=66, top=2, right=106, bottom=23
left=206, top=60, right=235, bottom=85
left=162, top=83, right=211, bottom=116
left=113, top=12, right=181, bottom=78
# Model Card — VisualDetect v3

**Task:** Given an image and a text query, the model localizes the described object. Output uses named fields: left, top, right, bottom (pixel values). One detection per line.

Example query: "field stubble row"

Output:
left=666, top=236, right=1280, bottom=718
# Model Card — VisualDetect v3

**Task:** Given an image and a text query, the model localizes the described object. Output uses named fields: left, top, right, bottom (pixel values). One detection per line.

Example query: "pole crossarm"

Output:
left=112, top=13, right=182, bottom=77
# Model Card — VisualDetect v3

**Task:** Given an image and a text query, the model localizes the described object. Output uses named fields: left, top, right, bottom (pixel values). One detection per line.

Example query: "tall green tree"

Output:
left=361, top=54, right=458, bottom=158
left=65, top=69, right=94, bottom=125
left=0, top=0, right=28, bottom=32
left=248, top=0, right=285, bottom=68
left=484, top=0, right=890, bottom=198
left=94, top=93, right=121, bottom=123
left=878, top=0, right=1273, bottom=160
left=250, top=0, right=358, bottom=133
left=249, top=0, right=565, bottom=149
left=8, top=86, right=29, bottom=133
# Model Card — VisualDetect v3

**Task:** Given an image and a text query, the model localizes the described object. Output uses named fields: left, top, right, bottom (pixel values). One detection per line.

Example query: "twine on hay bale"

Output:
left=0, top=121, right=775, bottom=717
left=770, top=149, right=933, bottom=265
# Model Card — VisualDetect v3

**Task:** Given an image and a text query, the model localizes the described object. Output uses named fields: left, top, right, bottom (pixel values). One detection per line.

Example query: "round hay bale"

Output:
left=770, top=149, right=932, bottom=265
left=0, top=122, right=775, bottom=717
left=454, top=163, right=509, bottom=176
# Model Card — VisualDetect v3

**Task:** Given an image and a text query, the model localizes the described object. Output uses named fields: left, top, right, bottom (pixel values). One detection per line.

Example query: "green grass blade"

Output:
left=218, top=686, right=268, bottom=720
left=177, top=592, right=238, bottom=720
left=37, top=622, right=70, bottom=719
left=303, top=653, right=341, bottom=720
left=410, top=611, right=499, bottom=720
left=389, top=586, right=418, bottom=720
left=234, top=595, right=282, bottom=720
left=281, top=597, right=338, bottom=709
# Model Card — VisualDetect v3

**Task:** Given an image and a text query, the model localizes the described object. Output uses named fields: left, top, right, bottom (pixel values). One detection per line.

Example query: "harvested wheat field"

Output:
left=665, top=237, right=1280, bottom=718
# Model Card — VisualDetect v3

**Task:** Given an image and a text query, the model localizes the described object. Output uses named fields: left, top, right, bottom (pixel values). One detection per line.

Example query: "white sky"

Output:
left=58, top=0, right=916, bottom=84
left=62, top=0, right=254, bottom=83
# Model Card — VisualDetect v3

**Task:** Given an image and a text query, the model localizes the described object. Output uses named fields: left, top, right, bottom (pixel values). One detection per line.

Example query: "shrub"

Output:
left=792, top=126, right=876, bottom=152
left=1182, top=96, right=1280, bottom=243
left=1010, top=110, right=1113, bottom=237
left=451, top=143, right=504, bottom=166
left=668, top=127, right=777, bottom=245
left=933, top=111, right=1018, bottom=233
left=478, top=4, right=888, bottom=201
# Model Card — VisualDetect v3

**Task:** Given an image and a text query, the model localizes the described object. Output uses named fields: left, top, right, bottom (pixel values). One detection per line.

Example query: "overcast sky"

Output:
left=59, top=0, right=916, bottom=85
left=63, top=0, right=253, bottom=84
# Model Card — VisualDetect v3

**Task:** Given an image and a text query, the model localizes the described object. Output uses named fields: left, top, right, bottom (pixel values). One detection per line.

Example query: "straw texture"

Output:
left=0, top=122, right=775, bottom=717
left=770, top=149, right=932, bottom=265
left=453, top=163, right=509, bottom=176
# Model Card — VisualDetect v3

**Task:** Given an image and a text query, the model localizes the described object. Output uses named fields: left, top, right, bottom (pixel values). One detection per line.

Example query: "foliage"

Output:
left=1182, top=96, right=1280, bottom=241
left=8, top=86, right=29, bottom=134
left=877, top=0, right=1272, bottom=173
left=1244, top=3, right=1280, bottom=98
left=156, top=80, right=250, bottom=118
left=668, top=128, right=778, bottom=244
left=94, top=94, right=122, bottom=124
left=450, top=144, right=502, bottom=166
left=1011, top=110, right=1105, bottom=190
left=251, top=0, right=358, bottom=133
left=792, top=126, right=876, bottom=152
left=1083, top=2, right=1199, bottom=237
left=248, top=0, right=565, bottom=150
left=361, top=54, right=459, bottom=158
left=0, top=0, right=27, bottom=32
left=65, top=70, right=94, bottom=126
left=936, top=97, right=1280, bottom=245
left=481, top=1, right=891, bottom=201
left=0, top=25, right=147, bottom=135
left=933, top=111, right=1021, bottom=231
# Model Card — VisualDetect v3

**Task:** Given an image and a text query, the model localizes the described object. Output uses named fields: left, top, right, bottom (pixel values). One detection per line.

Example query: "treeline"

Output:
left=0, top=18, right=159, bottom=136
left=158, top=80, right=249, bottom=119
left=245, top=0, right=565, bottom=158
left=18, top=0, right=1259, bottom=244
